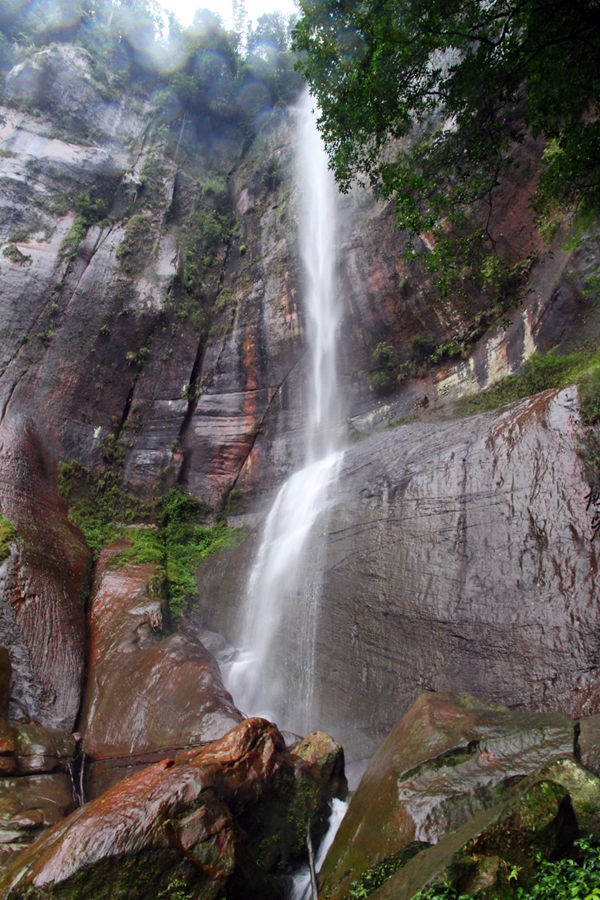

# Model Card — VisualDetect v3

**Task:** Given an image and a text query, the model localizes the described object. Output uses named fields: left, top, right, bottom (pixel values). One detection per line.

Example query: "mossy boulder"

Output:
left=367, top=758, right=600, bottom=900
left=0, top=718, right=344, bottom=900
left=320, top=692, right=576, bottom=900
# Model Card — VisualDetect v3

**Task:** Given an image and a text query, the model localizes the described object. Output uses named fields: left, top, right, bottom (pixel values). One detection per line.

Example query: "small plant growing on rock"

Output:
left=413, top=836, right=600, bottom=900
left=0, top=515, right=16, bottom=563
left=2, top=243, right=31, bottom=264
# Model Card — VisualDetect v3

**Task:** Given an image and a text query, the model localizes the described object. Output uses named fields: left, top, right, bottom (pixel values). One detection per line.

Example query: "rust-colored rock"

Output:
left=79, top=542, right=242, bottom=798
left=320, top=692, right=576, bottom=900
left=0, top=718, right=343, bottom=900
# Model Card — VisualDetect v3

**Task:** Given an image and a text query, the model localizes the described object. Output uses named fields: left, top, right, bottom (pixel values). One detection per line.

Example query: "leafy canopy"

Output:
left=293, top=0, right=600, bottom=294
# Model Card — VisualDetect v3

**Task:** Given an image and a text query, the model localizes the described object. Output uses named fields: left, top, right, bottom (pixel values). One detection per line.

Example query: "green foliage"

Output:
left=0, top=514, right=16, bottom=563
left=58, top=191, right=109, bottom=262
left=368, top=342, right=398, bottom=394
left=415, top=837, right=600, bottom=899
left=2, top=243, right=31, bottom=264
left=262, top=156, right=281, bottom=191
left=58, top=461, right=154, bottom=559
left=58, top=463, right=246, bottom=617
left=156, top=877, right=193, bottom=900
left=293, top=0, right=600, bottom=297
left=345, top=850, right=417, bottom=900
left=58, top=217, right=89, bottom=262
left=116, top=214, right=153, bottom=275
left=178, top=206, right=232, bottom=314
left=456, top=348, right=598, bottom=417
left=139, top=156, right=167, bottom=210
left=161, top=486, right=246, bottom=616
left=579, top=369, right=600, bottom=426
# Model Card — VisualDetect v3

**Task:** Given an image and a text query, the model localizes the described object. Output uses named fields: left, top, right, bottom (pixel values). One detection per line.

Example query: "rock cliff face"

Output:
left=0, top=35, right=600, bottom=895
left=201, top=387, right=600, bottom=758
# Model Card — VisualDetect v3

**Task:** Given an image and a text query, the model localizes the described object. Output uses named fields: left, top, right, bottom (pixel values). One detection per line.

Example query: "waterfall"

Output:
left=223, top=89, right=344, bottom=735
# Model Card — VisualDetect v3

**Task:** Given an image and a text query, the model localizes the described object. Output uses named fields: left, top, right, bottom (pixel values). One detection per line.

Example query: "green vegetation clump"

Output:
left=180, top=208, right=231, bottom=298
left=414, top=836, right=600, bottom=900
left=2, top=243, right=31, bottom=264
left=58, top=463, right=245, bottom=617
left=0, top=515, right=16, bottom=563
left=294, top=0, right=600, bottom=302
left=455, top=348, right=600, bottom=417
left=58, top=191, right=109, bottom=262
left=345, top=847, right=424, bottom=900
left=116, top=214, right=153, bottom=275
left=139, top=156, right=167, bottom=210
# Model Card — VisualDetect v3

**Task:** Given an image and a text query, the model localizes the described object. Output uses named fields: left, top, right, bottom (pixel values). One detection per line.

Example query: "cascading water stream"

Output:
left=222, top=89, right=344, bottom=738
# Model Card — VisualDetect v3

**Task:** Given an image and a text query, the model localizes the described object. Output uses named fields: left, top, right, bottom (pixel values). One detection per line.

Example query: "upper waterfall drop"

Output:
left=223, top=90, right=345, bottom=735
left=297, top=89, right=342, bottom=457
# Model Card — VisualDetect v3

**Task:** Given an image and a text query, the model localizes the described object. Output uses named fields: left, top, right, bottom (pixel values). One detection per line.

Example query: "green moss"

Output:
left=58, top=464, right=246, bottom=618
left=0, top=515, right=16, bottom=563
left=345, top=845, right=426, bottom=900
left=58, top=192, right=110, bottom=262
left=139, top=156, right=168, bottom=210
left=179, top=207, right=231, bottom=302
left=455, top=347, right=600, bottom=417
left=2, top=243, right=31, bottom=264
left=398, top=742, right=480, bottom=785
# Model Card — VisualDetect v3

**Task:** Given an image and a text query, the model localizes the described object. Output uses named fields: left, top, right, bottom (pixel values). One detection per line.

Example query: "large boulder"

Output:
left=367, top=757, right=596, bottom=900
left=0, top=718, right=344, bottom=900
left=79, top=542, right=243, bottom=799
left=320, top=692, right=577, bottom=900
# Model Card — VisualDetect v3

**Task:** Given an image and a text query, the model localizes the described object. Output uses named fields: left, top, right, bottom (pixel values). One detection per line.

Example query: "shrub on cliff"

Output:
left=58, top=463, right=245, bottom=617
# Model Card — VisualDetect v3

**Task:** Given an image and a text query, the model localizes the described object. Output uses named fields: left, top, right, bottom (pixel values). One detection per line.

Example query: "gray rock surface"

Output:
left=200, top=386, right=599, bottom=759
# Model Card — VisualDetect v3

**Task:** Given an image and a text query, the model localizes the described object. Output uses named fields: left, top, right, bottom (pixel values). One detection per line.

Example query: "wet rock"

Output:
left=0, top=651, right=10, bottom=722
left=367, top=756, right=600, bottom=900
left=292, top=732, right=347, bottom=801
left=0, top=422, right=91, bottom=731
left=578, top=713, right=600, bottom=777
left=0, top=774, right=74, bottom=874
left=79, top=542, right=243, bottom=799
left=13, top=724, right=75, bottom=776
left=0, top=718, right=342, bottom=900
left=320, top=692, right=576, bottom=900
left=214, top=385, right=599, bottom=758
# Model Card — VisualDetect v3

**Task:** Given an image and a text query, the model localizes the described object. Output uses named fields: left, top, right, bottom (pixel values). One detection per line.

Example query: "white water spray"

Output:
left=223, top=90, right=343, bottom=735
left=290, top=798, right=349, bottom=900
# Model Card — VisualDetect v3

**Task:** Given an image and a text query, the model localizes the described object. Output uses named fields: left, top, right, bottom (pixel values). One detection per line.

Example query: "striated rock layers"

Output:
left=0, top=40, right=599, bottom=737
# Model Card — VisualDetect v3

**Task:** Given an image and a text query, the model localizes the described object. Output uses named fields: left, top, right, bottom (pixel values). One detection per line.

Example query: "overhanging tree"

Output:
left=293, top=0, right=600, bottom=297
